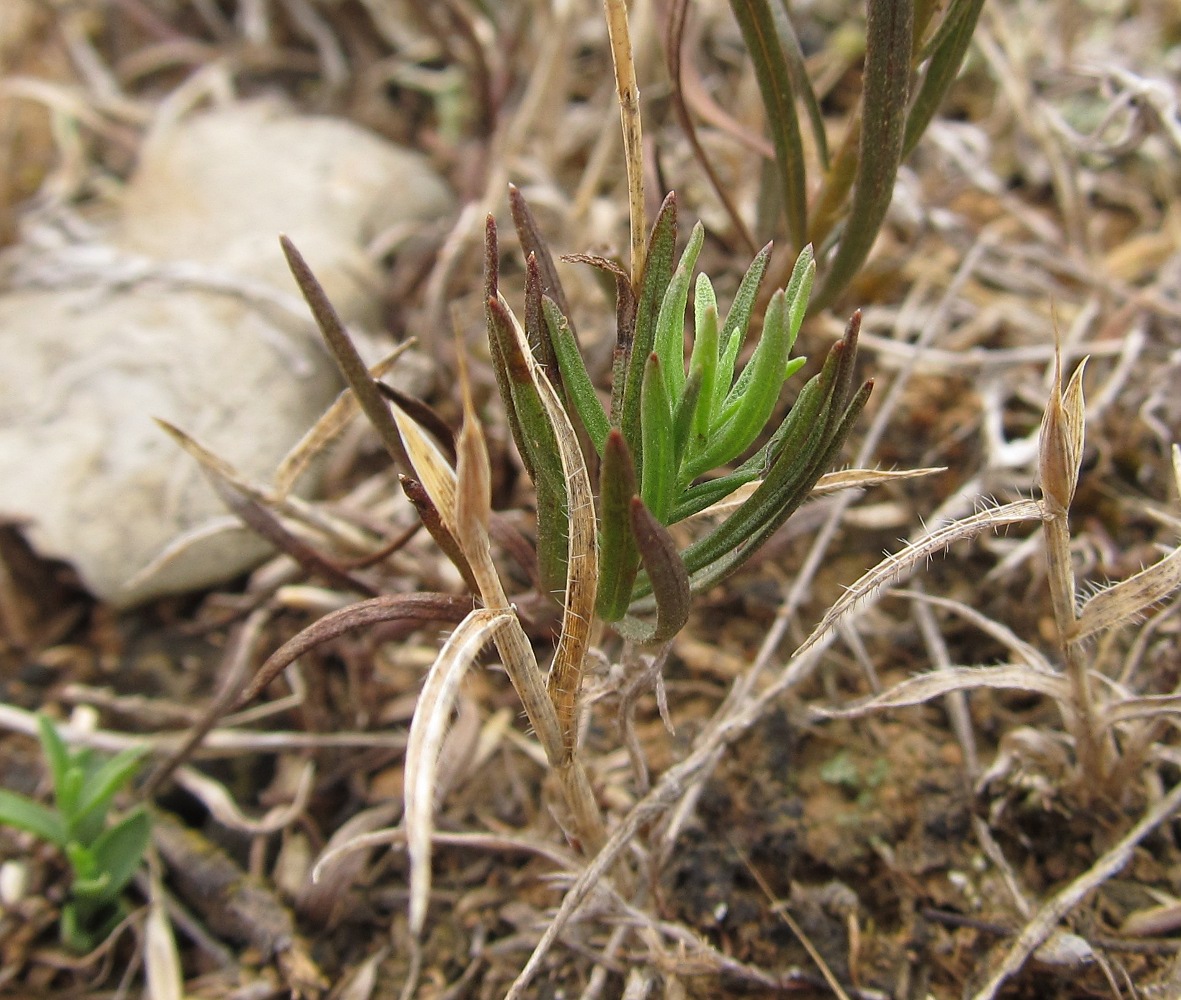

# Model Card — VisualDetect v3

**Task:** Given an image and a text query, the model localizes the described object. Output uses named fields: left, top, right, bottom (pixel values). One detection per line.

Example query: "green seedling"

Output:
left=488, top=189, right=872, bottom=642
left=0, top=716, right=150, bottom=952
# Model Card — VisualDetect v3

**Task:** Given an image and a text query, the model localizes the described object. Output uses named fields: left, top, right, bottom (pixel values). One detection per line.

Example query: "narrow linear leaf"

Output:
left=686, top=287, right=720, bottom=462
left=614, top=499, right=690, bottom=645
left=280, top=236, right=410, bottom=472
left=375, top=383, right=456, bottom=465
left=689, top=288, right=795, bottom=475
left=903, top=0, right=986, bottom=157
left=544, top=296, right=609, bottom=455
left=597, top=430, right=641, bottom=622
left=72, top=746, right=149, bottom=842
left=88, top=807, right=151, bottom=901
left=813, top=0, right=913, bottom=307
left=486, top=296, right=570, bottom=597
left=0, top=790, right=67, bottom=847
left=237, top=594, right=475, bottom=708
left=509, top=184, right=574, bottom=322
left=275, top=342, right=415, bottom=497
left=1074, top=546, right=1181, bottom=642
left=687, top=379, right=873, bottom=592
left=729, top=0, right=807, bottom=247
left=401, top=476, right=481, bottom=595
left=768, top=3, right=829, bottom=170
left=678, top=318, right=859, bottom=578
left=653, top=221, right=706, bottom=402
left=454, top=369, right=493, bottom=565
left=529, top=356, right=601, bottom=761
left=672, top=364, right=703, bottom=475
left=621, top=193, right=679, bottom=475
left=640, top=353, right=676, bottom=523
left=37, top=714, right=72, bottom=812
left=523, top=254, right=560, bottom=389
left=782, top=244, right=816, bottom=348
left=718, top=242, right=773, bottom=376
left=406, top=608, right=512, bottom=936
left=157, top=421, right=379, bottom=598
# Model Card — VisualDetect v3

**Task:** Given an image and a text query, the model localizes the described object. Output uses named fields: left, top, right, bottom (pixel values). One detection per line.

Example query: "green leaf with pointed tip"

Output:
left=689, top=288, right=795, bottom=475
left=683, top=314, right=866, bottom=583
left=281, top=236, right=410, bottom=473
left=782, top=244, right=816, bottom=347
left=692, top=379, right=873, bottom=592
left=640, top=353, right=675, bottom=523
left=653, top=221, right=705, bottom=403
left=87, top=808, right=151, bottom=904
left=71, top=745, right=147, bottom=847
left=36, top=715, right=72, bottom=811
left=0, top=790, right=67, bottom=847
left=685, top=290, right=720, bottom=470
left=716, top=242, right=773, bottom=403
left=509, top=183, right=575, bottom=322
left=668, top=396, right=811, bottom=523
left=671, top=364, right=702, bottom=474
left=486, top=296, right=570, bottom=598
left=596, top=430, right=641, bottom=622
left=613, top=498, right=691, bottom=644
left=904, top=0, right=986, bottom=157
left=720, top=246, right=813, bottom=421
left=621, top=193, right=679, bottom=479
left=523, top=254, right=561, bottom=394
left=681, top=327, right=850, bottom=576
left=544, top=297, right=609, bottom=456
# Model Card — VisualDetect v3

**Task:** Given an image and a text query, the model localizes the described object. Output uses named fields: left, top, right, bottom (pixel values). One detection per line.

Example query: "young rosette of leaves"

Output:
left=0, top=716, right=150, bottom=951
left=488, top=190, right=871, bottom=644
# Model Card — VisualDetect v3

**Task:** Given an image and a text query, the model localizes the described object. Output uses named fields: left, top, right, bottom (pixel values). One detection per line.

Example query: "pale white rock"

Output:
left=0, top=100, right=451, bottom=605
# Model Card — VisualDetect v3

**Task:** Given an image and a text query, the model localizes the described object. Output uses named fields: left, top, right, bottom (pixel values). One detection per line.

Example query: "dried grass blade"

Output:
left=530, top=345, right=600, bottom=760
left=1074, top=545, right=1181, bottom=642
left=390, top=401, right=460, bottom=534
left=970, top=778, right=1181, bottom=1000
left=238, top=594, right=475, bottom=707
left=400, top=476, right=480, bottom=595
left=405, top=608, right=512, bottom=936
left=806, top=665, right=1070, bottom=723
left=273, top=343, right=414, bottom=498
left=376, top=383, right=456, bottom=464
left=280, top=236, right=409, bottom=472
left=795, top=499, right=1045, bottom=658
left=603, top=0, right=646, bottom=283
left=811, top=466, right=945, bottom=494
left=144, top=873, right=184, bottom=1000
left=156, top=420, right=378, bottom=597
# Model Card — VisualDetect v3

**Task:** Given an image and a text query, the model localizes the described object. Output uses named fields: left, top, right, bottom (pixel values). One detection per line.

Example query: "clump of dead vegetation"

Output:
left=2, top=0, right=1181, bottom=998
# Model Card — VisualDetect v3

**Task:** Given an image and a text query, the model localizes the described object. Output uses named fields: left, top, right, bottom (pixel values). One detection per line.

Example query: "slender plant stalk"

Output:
left=603, top=0, right=646, bottom=285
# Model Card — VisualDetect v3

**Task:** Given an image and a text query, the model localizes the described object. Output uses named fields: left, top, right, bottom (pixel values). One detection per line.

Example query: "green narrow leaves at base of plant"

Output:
left=490, top=189, right=872, bottom=640
left=0, top=715, right=150, bottom=952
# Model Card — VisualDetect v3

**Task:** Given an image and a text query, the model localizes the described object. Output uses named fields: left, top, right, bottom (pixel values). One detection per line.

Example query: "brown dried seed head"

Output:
left=1037, top=356, right=1087, bottom=516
